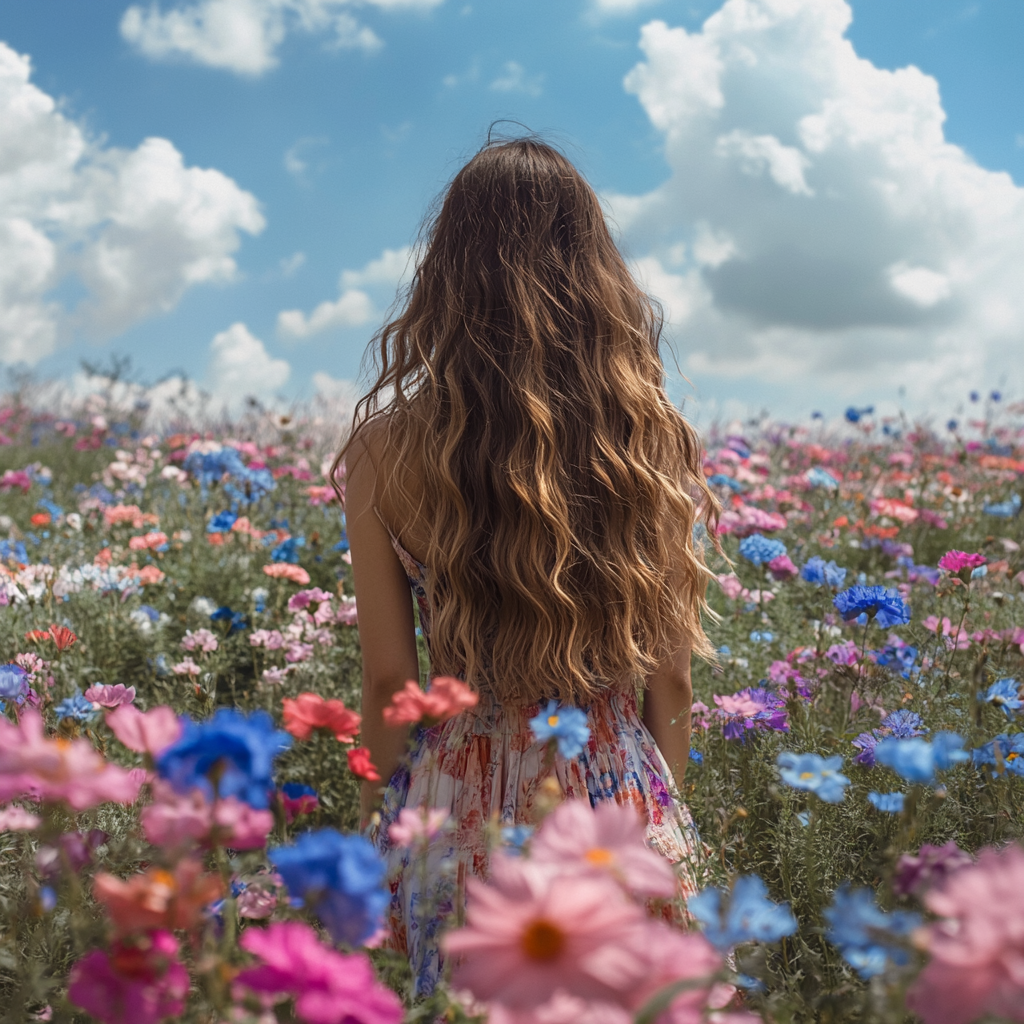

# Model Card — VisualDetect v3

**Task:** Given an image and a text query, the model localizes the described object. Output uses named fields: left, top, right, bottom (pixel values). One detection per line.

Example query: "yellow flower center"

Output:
left=800, top=771, right=815, bottom=780
left=584, top=847, right=614, bottom=867
left=547, top=715, right=560, bottom=727
left=520, top=919, right=564, bottom=962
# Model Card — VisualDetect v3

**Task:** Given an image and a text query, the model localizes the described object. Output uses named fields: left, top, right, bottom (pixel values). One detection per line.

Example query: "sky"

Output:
left=1, top=0, right=1022, bottom=423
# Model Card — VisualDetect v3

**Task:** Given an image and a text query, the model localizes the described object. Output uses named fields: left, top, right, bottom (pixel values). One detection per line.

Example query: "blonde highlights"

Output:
left=338, top=138, right=719, bottom=704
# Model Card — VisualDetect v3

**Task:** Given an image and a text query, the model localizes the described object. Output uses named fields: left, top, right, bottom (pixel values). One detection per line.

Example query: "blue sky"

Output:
left=1, top=0, right=1022, bottom=421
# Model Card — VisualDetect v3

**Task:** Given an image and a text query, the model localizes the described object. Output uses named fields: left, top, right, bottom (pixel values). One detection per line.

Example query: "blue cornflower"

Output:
left=806, top=467, right=839, bottom=490
left=271, top=537, right=305, bottom=563
left=56, top=691, right=98, bottom=722
left=983, top=494, right=1022, bottom=518
left=136, top=604, right=161, bottom=623
left=281, top=782, right=318, bottom=801
left=0, top=664, right=29, bottom=700
left=867, top=792, right=905, bottom=813
left=269, top=829, right=387, bottom=946
left=824, top=885, right=920, bottom=978
left=800, top=556, right=847, bottom=587
left=210, top=606, right=247, bottom=633
left=833, top=586, right=910, bottom=628
left=983, top=679, right=1022, bottom=719
left=0, top=539, right=28, bottom=563
left=738, top=533, right=787, bottom=565
left=874, top=643, right=920, bottom=679
left=207, top=510, right=238, bottom=533
left=874, top=733, right=968, bottom=785
left=844, top=406, right=874, bottom=424
left=969, top=390, right=979, bottom=402
left=332, top=531, right=350, bottom=553
left=501, top=825, right=534, bottom=855
left=156, top=708, right=291, bottom=809
left=777, top=752, right=850, bottom=803
left=749, top=630, right=774, bottom=643
left=529, top=700, right=591, bottom=758
left=688, top=875, right=797, bottom=952
left=689, top=748, right=704, bottom=765
left=37, top=498, right=64, bottom=520
left=946, top=419, right=958, bottom=432
left=707, top=473, right=745, bottom=493
left=973, top=733, right=1024, bottom=776
left=251, top=587, right=269, bottom=614
left=880, top=710, right=928, bottom=739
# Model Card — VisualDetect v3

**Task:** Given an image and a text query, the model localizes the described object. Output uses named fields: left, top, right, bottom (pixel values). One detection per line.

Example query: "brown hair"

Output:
left=336, top=137, right=718, bottom=704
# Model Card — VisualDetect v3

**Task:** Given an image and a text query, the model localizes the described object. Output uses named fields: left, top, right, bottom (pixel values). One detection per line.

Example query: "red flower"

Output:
left=24, top=629, right=51, bottom=643
left=30, top=512, right=51, bottom=526
left=49, top=625, right=77, bottom=651
left=347, top=746, right=381, bottom=782
left=383, top=676, right=479, bottom=727
left=281, top=692, right=361, bottom=743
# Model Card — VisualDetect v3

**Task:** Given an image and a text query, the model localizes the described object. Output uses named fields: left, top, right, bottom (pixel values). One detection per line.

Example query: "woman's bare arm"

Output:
left=642, top=640, right=693, bottom=788
left=345, top=432, right=421, bottom=826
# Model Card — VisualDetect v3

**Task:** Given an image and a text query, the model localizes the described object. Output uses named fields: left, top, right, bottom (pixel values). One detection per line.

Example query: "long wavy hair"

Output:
left=335, top=137, right=719, bottom=704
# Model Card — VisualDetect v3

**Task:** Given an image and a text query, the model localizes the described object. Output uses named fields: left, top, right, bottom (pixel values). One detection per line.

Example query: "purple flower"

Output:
left=892, top=841, right=973, bottom=897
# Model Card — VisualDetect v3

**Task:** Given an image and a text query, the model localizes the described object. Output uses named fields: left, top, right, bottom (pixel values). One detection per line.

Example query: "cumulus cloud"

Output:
left=0, top=42, right=263, bottom=364
left=489, top=61, right=544, bottom=98
left=120, top=0, right=443, bottom=75
left=277, top=244, right=413, bottom=339
left=206, top=322, right=291, bottom=405
left=608, top=0, right=1024, bottom=408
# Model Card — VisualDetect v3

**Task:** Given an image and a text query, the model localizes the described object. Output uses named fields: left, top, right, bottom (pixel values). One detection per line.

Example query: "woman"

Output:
left=339, top=137, right=718, bottom=994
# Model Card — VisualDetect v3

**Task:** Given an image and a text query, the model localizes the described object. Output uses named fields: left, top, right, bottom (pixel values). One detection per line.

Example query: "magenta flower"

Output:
left=892, top=841, right=973, bottom=897
left=84, top=684, right=136, bottom=709
left=443, top=852, right=651, bottom=1010
left=141, top=780, right=273, bottom=850
left=68, top=930, right=189, bottom=1024
left=907, top=843, right=1024, bottom=1024
left=237, top=885, right=277, bottom=919
left=937, top=550, right=986, bottom=574
left=107, top=705, right=182, bottom=756
left=767, top=554, right=799, bottom=581
left=236, top=921, right=403, bottom=1024
left=529, top=799, right=676, bottom=898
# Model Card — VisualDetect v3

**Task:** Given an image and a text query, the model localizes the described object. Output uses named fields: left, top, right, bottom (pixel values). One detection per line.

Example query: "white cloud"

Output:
left=206, top=322, right=290, bottom=404
left=311, top=370, right=358, bottom=401
left=608, top=0, right=1024, bottom=409
left=120, top=0, right=442, bottom=76
left=489, top=61, right=544, bottom=98
left=0, top=42, right=263, bottom=364
left=589, top=0, right=661, bottom=14
left=279, top=251, right=306, bottom=276
left=277, top=244, right=413, bottom=339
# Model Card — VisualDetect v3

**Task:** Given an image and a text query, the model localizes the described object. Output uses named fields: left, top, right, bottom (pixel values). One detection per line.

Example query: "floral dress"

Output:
left=369, top=519, right=708, bottom=996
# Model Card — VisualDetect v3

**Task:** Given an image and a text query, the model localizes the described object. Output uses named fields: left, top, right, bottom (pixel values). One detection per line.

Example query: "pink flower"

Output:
left=443, top=853, right=651, bottom=1010
left=716, top=574, right=744, bottom=600
left=529, top=800, right=676, bottom=898
left=336, top=596, right=358, bottom=625
left=262, top=666, right=293, bottom=685
left=238, top=885, right=277, bottom=919
left=263, top=563, right=311, bottom=585
left=141, top=779, right=273, bottom=850
left=84, top=684, right=136, bottom=709
left=250, top=629, right=285, bottom=650
left=488, top=993, right=631, bottom=1024
left=382, top=676, right=479, bottom=727
left=0, top=710, right=144, bottom=810
left=107, top=705, right=182, bottom=756
left=128, top=531, right=168, bottom=551
left=388, top=807, right=449, bottom=848
left=713, top=693, right=766, bottom=718
left=767, top=554, right=798, bottom=581
left=285, top=642, right=315, bottom=663
left=287, top=587, right=332, bottom=611
left=171, top=658, right=200, bottom=677
left=0, top=804, right=41, bottom=830
left=907, top=844, right=1024, bottom=1024
left=236, top=921, right=404, bottom=1024
left=938, top=550, right=987, bottom=574
left=869, top=498, right=919, bottom=524
left=68, top=930, right=189, bottom=1024
left=180, top=628, right=218, bottom=653
left=282, top=693, right=361, bottom=742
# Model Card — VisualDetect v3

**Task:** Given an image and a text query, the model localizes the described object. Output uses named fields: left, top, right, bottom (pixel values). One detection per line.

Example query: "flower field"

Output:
left=0, top=385, right=1023, bottom=1024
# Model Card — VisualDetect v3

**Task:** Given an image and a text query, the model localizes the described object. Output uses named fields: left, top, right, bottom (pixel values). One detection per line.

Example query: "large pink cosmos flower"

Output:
left=382, top=676, right=479, bottom=727
left=443, top=853, right=651, bottom=1010
left=141, top=780, right=273, bottom=850
left=0, top=710, right=143, bottom=810
left=84, top=684, right=136, bottom=709
left=68, top=930, right=189, bottom=1024
left=907, top=843, right=1024, bottom=1024
left=236, top=921, right=403, bottom=1024
left=106, top=705, right=181, bottom=756
left=529, top=799, right=676, bottom=898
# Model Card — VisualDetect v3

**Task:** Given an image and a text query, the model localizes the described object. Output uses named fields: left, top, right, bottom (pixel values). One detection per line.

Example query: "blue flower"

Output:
left=332, top=531, right=350, bottom=553
left=824, top=885, right=920, bottom=978
left=738, top=533, right=787, bottom=565
left=867, top=791, right=905, bottom=813
left=800, top=556, right=847, bottom=587
left=749, top=630, right=774, bottom=643
left=983, top=678, right=1022, bottom=719
left=874, top=643, right=920, bottom=679
left=0, top=664, right=29, bottom=700
left=37, top=498, right=64, bottom=520
left=269, top=829, right=387, bottom=946
left=833, top=586, right=910, bottom=628
left=777, top=752, right=850, bottom=803
left=55, top=691, right=98, bottom=722
left=973, top=733, right=1024, bottom=776
left=271, top=537, right=305, bottom=563
left=969, top=390, right=979, bottom=402
left=251, top=587, right=269, bottom=614
left=983, top=494, right=1021, bottom=518
left=156, top=709, right=291, bottom=809
left=844, top=406, right=874, bottom=424
left=946, top=419, right=958, bottom=432
left=707, top=473, right=745, bottom=493
left=688, top=875, right=797, bottom=952
left=806, top=467, right=839, bottom=489
left=207, top=510, right=238, bottom=533
left=0, top=539, right=28, bottom=564
left=282, top=782, right=318, bottom=800
left=501, top=825, right=534, bottom=855
left=689, top=749, right=704, bottom=765
left=880, top=710, right=928, bottom=739
left=210, top=606, right=247, bottom=633
left=529, top=700, right=591, bottom=758
left=874, top=733, right=968, bottom=785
